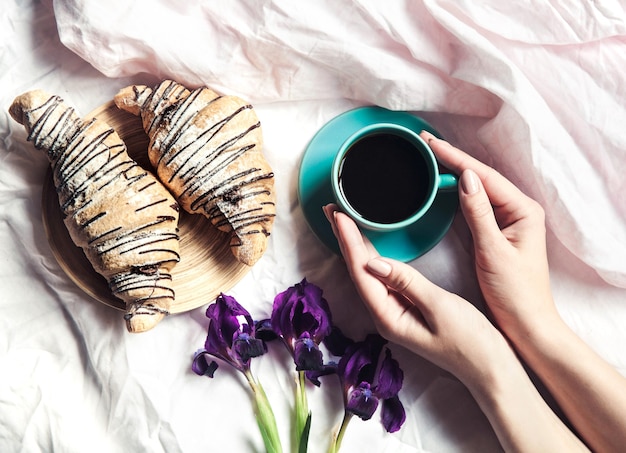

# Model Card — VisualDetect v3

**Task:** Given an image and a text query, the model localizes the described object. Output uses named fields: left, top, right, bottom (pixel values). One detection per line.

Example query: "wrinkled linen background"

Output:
left=2, top=0, right=626, bottom=452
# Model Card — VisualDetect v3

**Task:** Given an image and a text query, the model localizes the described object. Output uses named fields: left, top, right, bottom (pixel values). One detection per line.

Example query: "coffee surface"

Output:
left=339, top=133, right=430, bottom=224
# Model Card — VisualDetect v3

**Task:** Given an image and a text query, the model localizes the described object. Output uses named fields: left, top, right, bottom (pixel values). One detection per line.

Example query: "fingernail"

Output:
left=323, top=204, right=337, bottom=221
left=367, top=258, right=392, bottom=278
left=322, top=204, right=331, bottom=221
left=461, top=169, right=480, bottom=195
left=420, top=130, right=436, bottom=143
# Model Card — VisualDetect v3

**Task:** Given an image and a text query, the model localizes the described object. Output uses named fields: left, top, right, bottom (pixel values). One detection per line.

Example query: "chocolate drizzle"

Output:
left=12, top=90, right=180, bottom=329
left=126, top=81, right=275, bottom=264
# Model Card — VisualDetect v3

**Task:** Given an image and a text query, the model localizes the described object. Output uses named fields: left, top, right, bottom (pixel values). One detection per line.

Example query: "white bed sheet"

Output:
left=1, top=1, right=625, bottom=452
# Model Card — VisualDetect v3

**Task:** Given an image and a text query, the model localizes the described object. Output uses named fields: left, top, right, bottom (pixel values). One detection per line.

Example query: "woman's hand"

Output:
left=323, top=204, right=588, bottom=452
left=421, top=131, right=558, bottom=342
left=323, top=204, right=515, bottom=389
left=420, top=132, right=626, bottom=452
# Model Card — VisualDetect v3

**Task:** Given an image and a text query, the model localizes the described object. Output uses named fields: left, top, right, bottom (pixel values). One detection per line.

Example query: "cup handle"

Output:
left=438, top=173, right=458, bottom=192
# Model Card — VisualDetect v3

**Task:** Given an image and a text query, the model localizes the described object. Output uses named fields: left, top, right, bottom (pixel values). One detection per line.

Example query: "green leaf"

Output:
left=298, top=412, right=312, bottom=453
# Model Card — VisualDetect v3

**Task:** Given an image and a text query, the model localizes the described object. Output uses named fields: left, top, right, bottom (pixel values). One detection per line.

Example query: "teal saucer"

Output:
left=297, top=106, right=459, bottom=262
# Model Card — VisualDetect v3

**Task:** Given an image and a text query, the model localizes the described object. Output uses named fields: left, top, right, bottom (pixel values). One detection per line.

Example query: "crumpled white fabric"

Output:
left=2, top=1, right=626, bottom=452
left=53, top=0, right=626, bottom=287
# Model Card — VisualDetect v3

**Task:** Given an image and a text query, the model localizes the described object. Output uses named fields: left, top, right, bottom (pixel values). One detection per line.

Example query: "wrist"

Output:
left=506, top=308, right=567, bottom=358
left=494, top=295, right=563, bottom=349
left=462, top=341, right=526, bottom=403
left=463, top=341, right=589, bottom=452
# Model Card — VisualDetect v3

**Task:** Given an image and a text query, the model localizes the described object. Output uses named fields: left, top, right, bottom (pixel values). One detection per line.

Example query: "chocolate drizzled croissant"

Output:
left=114, top=80, right=275, bottom=266
left=9, top=90, right=180, bottom=333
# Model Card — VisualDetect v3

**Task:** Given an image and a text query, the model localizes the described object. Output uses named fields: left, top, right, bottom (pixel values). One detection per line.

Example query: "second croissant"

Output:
left=114, top=80, right=276, bottom=266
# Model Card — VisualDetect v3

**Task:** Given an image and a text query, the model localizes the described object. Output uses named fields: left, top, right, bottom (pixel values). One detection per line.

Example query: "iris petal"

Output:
left=270, top=279, right=332, bottom=345
left=294, top=333, right=323, bottom=371
left=297, top=281, right=332, bottom=342
left=192, top=351, right=219, bottom=377
left=346, top=382, right=379, bottom=421
left=218, top=294, right=255, bottom=347
left=206, top=294, right=253, bottom=350
left=254, top=318, right=279, bottom=342
left=338, top=334, right=387, bottom=389
left=201, top=293, right=266, bottom=373
left=305, top=362, right=338, bottom=387
left=375, top=349, right=404, bottom=399
left=295, top=302, right=316, bottom=336
left=204, top=320, right=230, bottom=360
left=323, top=326, right=354, bottom=357
left=381, top=395, right=406, bottom=433
left=271, top=283, right=297, bottom=338
left=277, top=291, right=296, bottom=338
left=234, top=333, right=267, bottom=363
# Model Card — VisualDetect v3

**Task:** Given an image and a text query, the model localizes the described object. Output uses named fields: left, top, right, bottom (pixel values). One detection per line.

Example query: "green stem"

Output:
left=295, top=371, right=311, bottom=453
left=328, top=412, right=353, bottom=453
left=244, top=370, right=283, bottom=453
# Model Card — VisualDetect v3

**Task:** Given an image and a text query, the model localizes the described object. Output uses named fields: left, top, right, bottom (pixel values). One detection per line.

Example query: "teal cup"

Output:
left=331, top=123, right=457, bottom=232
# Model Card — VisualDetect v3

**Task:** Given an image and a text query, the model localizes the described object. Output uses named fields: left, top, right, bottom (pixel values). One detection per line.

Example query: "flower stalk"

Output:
left=328, top=412, right=353, bottom=453
left=245, top=369, right=283, bottom=453
left=295, top=370, right=311, bottom=453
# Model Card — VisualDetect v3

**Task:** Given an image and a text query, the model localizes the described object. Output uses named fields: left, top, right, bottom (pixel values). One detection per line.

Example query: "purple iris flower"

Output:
left=266, top=279, right=333, bottom=371
left=192, top=293, right=267, bottom=377
left=337, top=334, right=406, bottom=433
left=301, top=325, right=355, bottom=386
left=191, top=293, right=283, bottom=453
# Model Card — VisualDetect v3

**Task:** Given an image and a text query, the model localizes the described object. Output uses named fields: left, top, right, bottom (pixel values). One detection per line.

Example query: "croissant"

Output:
left=114, top=80, right=275, bottom=266
left=9, top=90, right=180, bottom=333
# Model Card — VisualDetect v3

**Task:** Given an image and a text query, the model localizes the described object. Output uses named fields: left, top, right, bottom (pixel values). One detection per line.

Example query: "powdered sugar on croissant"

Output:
left=9, top=90, right=180, bottom=333
left=114, top=80, right=275, bottom=266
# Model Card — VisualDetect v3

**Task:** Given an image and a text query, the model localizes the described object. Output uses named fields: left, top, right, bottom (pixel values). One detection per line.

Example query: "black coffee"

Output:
left=338, top=133, right=431, bottom=224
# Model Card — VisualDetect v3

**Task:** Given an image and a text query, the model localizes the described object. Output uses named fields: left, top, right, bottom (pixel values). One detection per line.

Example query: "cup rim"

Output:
left=331, top=123, right=440, bottom=232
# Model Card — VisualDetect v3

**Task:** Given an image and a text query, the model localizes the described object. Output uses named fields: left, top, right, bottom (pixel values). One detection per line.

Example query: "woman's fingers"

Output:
left=421, top=131, right=529, bottom=210
left=366, top=257, right=442, bottom=320
left=322, top=205, right=493, bottom=369
left=323, top=203, right=378, bottom=261
left=333, top=209, right=379, bottom=275
left=422, top=130, right=543, bottom=236
left=325, top=204, right=442, bottom=321
left=458, top=169, right=507, bottom=253
left=324, top=206, right=427, bottom=326
left=324, top=205, right=387, bottom=295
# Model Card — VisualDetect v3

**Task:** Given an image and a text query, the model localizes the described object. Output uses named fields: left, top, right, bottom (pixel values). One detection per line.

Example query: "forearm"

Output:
left=509, top=316, right=626, bottom=452
left=465, top=349, right=588, bottom=452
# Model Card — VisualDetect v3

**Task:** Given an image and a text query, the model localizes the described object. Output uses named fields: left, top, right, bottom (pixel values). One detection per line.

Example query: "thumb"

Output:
left=458, top=169, right=505, bottom=252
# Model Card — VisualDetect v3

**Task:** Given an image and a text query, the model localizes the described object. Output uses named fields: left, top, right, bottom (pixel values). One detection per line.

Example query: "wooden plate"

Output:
left=41, top=101, right=251, bottom=313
